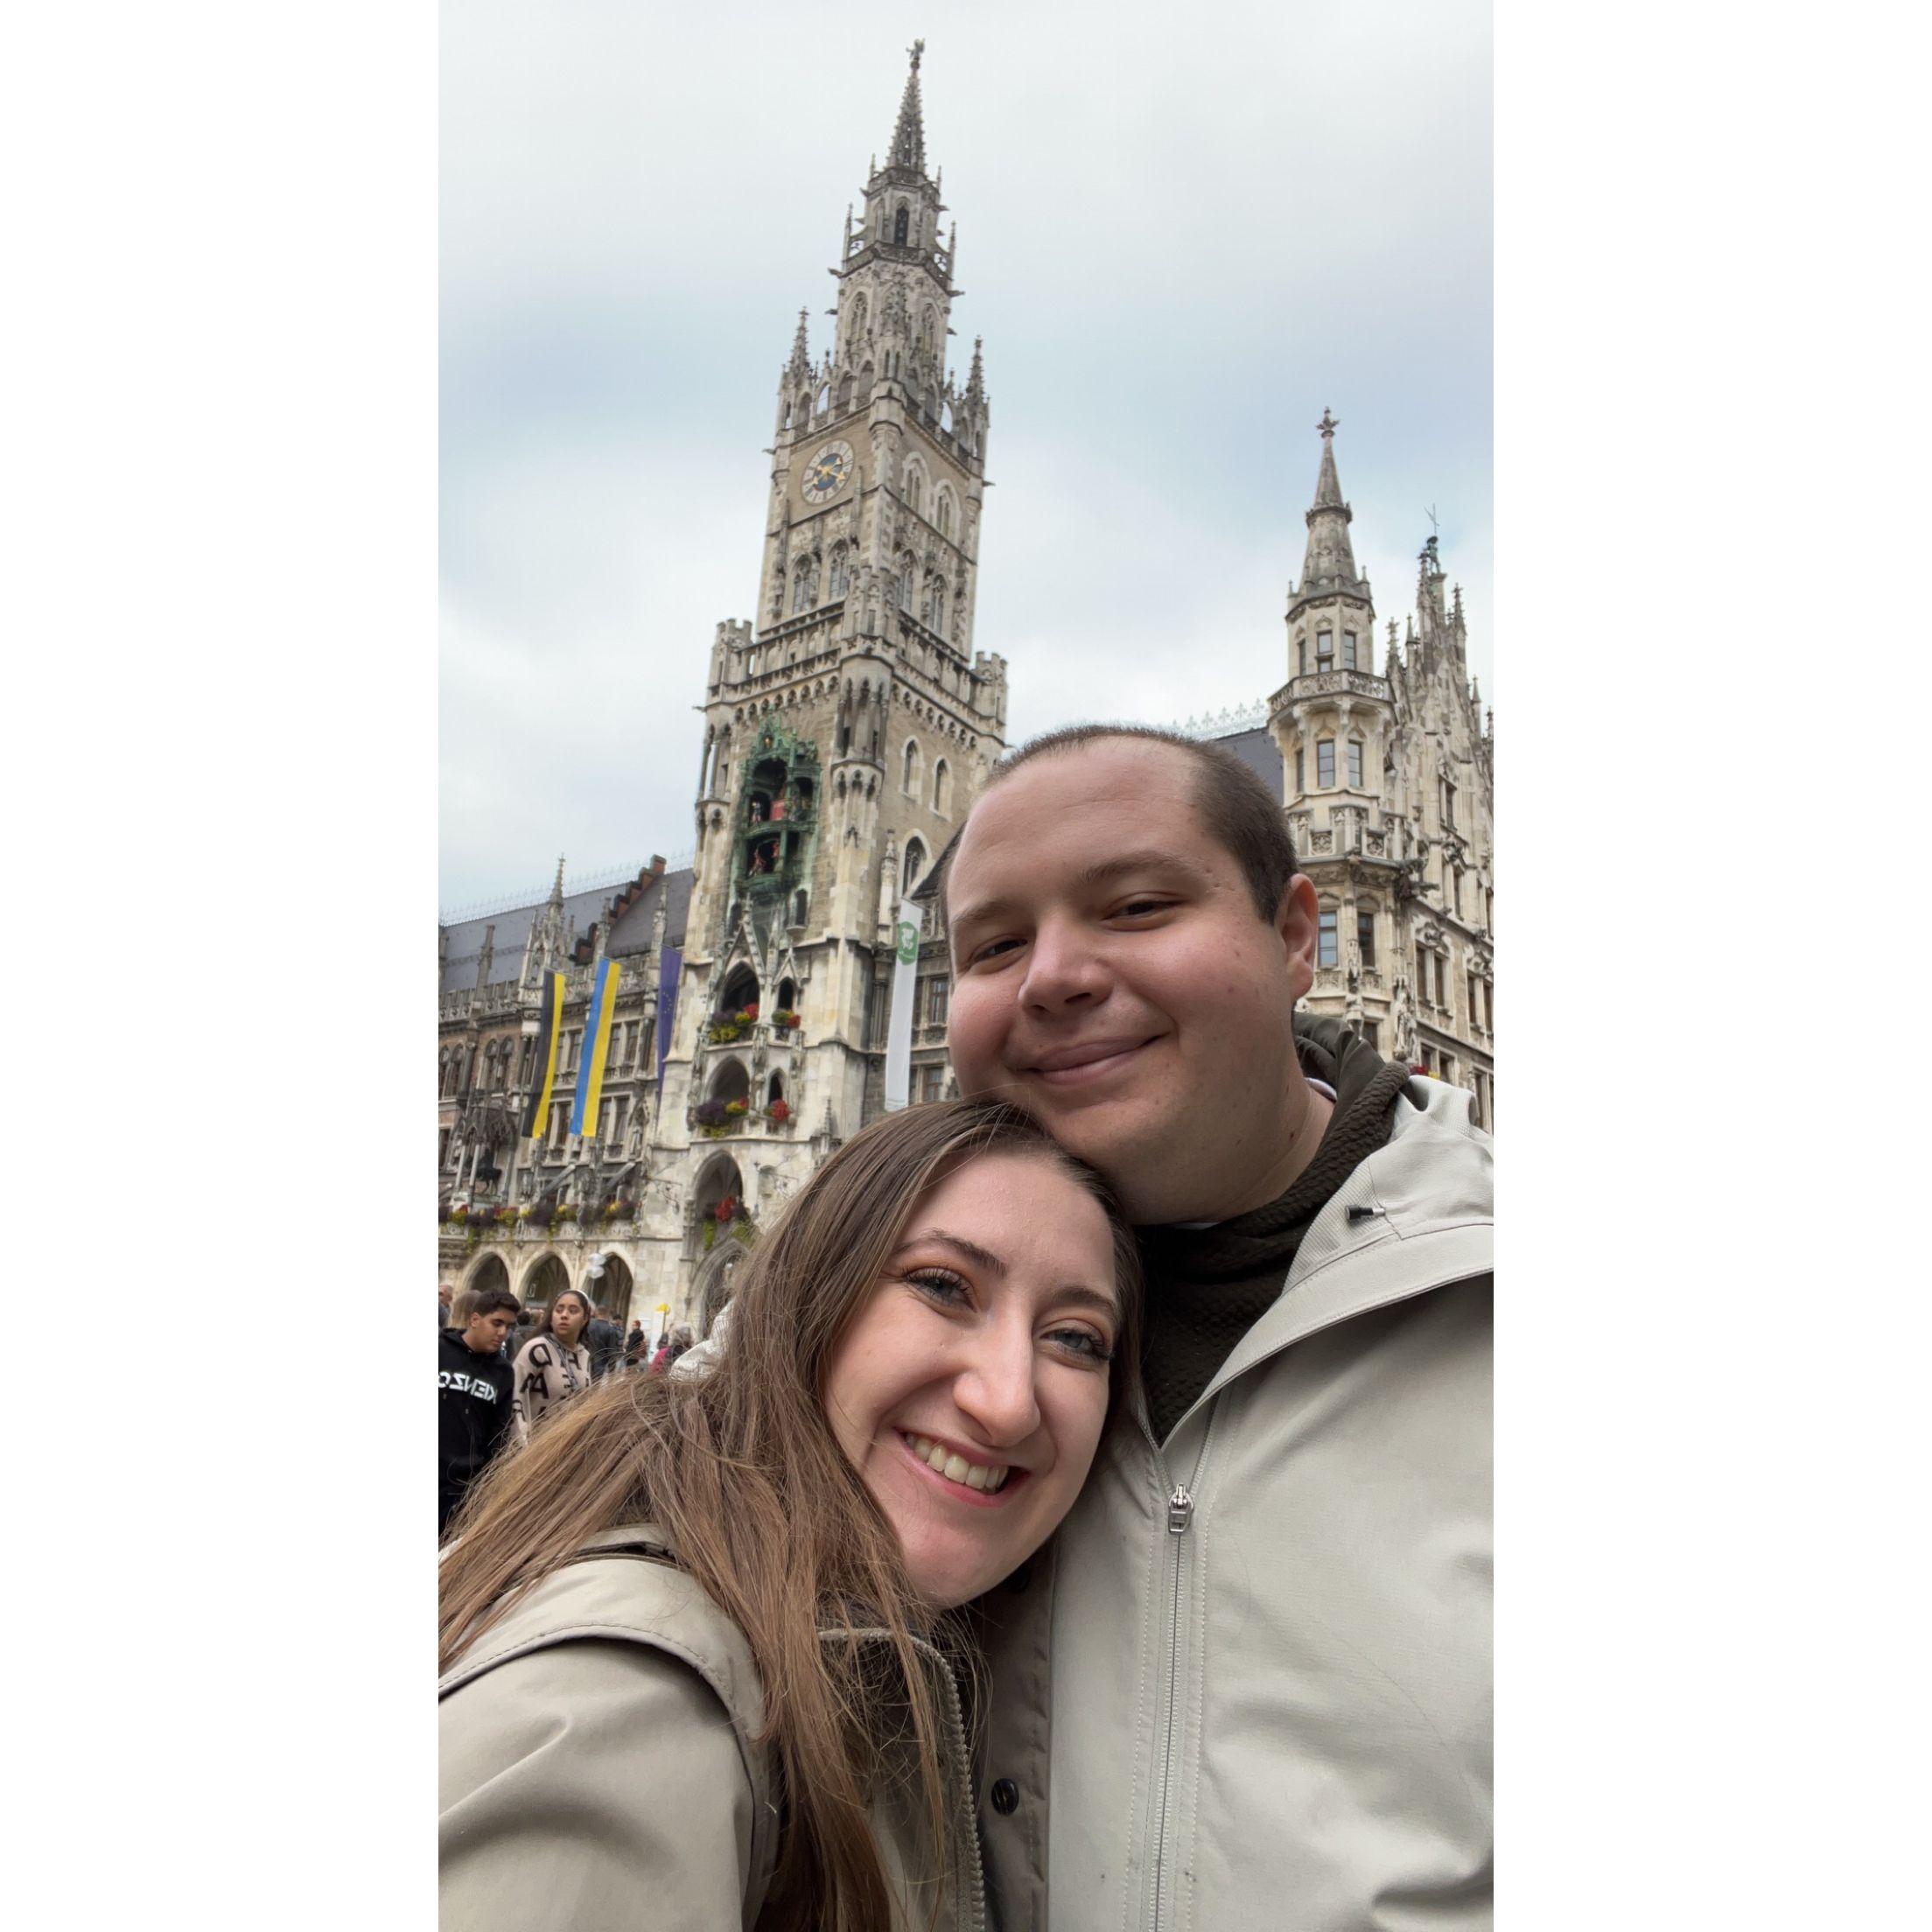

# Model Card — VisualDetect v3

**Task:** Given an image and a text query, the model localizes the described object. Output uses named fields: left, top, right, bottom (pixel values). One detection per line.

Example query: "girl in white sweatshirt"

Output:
left=510, top=1287, right=593, bottom=1442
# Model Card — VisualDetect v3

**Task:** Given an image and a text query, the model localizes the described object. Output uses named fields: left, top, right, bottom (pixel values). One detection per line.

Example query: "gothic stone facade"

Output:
left=438, top=49, right=1002, bottom=1334
left=1266, top=413, right=1495, bottom=1124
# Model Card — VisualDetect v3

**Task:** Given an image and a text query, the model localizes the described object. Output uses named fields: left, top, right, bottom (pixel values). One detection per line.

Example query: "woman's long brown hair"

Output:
left=439, top=1097, right=1142, bottom=1932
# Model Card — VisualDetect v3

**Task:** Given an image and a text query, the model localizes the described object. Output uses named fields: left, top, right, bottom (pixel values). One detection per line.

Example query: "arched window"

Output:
left=850, top=294, right=868, bottom=340
left=790, top=555, right=818, bottom=614
left=893, top=204, right=909, bottom=244
left=924, top=580, right=945, bottom=631
left=903, top=459, right=925, bottom=516
left=896, top=555, right=914, bottom=612
left=935, top=491, right=953, bottom=538
left=902, top=836, right=928, bottom=895
left=827, top=542, right=849, bottom=598
left=902, top=738, right=922, bottom=796
left=932, top=758, right=951, bottom=816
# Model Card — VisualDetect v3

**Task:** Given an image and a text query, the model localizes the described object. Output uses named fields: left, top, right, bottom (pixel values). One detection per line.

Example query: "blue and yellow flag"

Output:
left=570, top=959, right=622, bottom=1137
left=519, top=972, right=566, bottom=1144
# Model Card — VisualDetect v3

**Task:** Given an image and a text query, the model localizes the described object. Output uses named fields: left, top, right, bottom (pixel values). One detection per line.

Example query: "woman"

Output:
left=508, top=1285, right=593, bottom=1442
left=440, top=1098, right=1140, bottom=1931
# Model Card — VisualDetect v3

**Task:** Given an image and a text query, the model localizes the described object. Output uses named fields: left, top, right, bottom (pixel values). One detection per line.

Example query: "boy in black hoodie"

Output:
left=438, top=1287, right=519, bottom=1538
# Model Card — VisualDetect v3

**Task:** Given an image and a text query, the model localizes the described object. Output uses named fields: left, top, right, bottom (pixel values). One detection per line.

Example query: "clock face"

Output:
left=802, top=441, right=853, bottom=503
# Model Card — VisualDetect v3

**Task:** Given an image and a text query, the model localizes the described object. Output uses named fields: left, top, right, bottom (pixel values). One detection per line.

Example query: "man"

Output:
left=438, top=1286, right=519, bottom=1539
left=942, top=725, right=1492, bottom=1930
left=438, top=1280, right=453, bottom=1329
left=584, top=1300, right=624, bottom=1382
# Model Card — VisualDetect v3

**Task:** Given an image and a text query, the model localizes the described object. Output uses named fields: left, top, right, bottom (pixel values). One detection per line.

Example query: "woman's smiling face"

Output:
left=822, top=1151, right=1123, bottom=1609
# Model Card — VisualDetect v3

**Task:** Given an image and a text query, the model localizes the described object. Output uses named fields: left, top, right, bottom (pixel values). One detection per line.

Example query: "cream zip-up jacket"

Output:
left=976, top=1076, right=1493, bottom=1931
left=439, top=1527, right=989, bottom=1932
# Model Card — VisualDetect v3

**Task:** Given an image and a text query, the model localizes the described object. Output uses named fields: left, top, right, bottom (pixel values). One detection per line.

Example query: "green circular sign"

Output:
left=895, top=920, right=919, bottom=964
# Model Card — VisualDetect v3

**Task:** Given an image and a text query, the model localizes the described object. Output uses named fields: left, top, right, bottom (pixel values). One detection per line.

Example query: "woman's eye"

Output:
left=1046, top=1326, right=1114, bottom=1364
left=906, top=1267, right=970, bottom=1306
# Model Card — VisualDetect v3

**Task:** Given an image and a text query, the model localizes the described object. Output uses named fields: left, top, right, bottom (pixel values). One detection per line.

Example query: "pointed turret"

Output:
left=887, top=39, right=927, bottom=174
left=1295, top=409, right=1366, bottom=601
left=963, top=335, right=985, bottom=405
left=787, top=307, right=811, bottom=381
left=1416, top=534, right=1449, bottom=643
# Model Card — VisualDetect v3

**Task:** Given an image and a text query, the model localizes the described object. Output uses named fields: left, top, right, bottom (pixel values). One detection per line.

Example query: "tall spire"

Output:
left=549, top=854, right=566, bottom=906
left=788, top=306, right=810, bottom=379
left=1295, top=409, right=1364, bottom=604
left=1312, top=407, right=1346, bottom=509
left=964, top=333, right=985, bottom=404
left=888, top=38, right=927, bottom=174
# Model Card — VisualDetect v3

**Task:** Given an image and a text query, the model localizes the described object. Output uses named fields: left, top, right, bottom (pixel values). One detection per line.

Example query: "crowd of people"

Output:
left=437, top=724, right=1494, bottom=1930
left=438, top=1282, right=695, bottom=1538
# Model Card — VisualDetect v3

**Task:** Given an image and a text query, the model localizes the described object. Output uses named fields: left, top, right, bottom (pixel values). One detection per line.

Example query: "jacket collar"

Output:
left=1160, top=1074, right=1492, bottom=1438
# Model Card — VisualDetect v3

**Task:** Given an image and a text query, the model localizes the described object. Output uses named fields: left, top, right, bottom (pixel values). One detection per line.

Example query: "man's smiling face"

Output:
left=944, top=738, right=1316, bottom=1225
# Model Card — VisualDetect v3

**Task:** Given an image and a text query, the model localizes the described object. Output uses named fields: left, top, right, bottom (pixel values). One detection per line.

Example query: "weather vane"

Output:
left=908, top=38, right=924, bottom=72
left=1317, top=408, right=1339, bottom=441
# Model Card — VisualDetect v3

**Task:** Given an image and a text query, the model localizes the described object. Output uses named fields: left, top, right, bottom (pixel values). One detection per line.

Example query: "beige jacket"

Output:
left=439, top=1527, right=988, bottom=1931
left=975, top=1075, right=1494, bottom=1932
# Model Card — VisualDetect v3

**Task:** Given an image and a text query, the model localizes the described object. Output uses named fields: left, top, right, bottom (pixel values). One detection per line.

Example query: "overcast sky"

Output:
left=441, top=0, right=1491, bottom=915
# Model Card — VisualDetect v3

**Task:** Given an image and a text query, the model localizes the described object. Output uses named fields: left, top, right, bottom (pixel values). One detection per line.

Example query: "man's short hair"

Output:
left=939, top=723, right=1298, bottom=928
left=469, top=1287, right=518, bottom=1321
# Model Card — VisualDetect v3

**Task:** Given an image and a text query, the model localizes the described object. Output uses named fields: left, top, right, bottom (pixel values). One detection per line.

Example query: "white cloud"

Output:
left=441, top=0, right=1491, bottom=908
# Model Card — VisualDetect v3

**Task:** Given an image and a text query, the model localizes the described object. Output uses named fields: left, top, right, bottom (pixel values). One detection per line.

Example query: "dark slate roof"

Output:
left=1214, top=724, right=1284, bottom=797
left=606, top=867, right=696, bottom=956
left=438, top=883, right=612, bottom=998
left=440, top=864, right=697, bottom=998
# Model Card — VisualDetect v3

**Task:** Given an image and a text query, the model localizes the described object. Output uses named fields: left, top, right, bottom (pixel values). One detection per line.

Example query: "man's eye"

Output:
left=1114, top=898, right=1170, bottom=919
left=966, top=935, right=1022, bottom=967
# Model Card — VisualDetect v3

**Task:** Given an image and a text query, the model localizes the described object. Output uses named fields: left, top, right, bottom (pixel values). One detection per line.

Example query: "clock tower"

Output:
left=660, top=42, right=1005, bottom=1319
left=758, top=37, right=989, bottom=647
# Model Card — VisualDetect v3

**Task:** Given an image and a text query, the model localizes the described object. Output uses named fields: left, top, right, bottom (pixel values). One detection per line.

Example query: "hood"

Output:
left=1191, top=1071, right=1492, bottom=1421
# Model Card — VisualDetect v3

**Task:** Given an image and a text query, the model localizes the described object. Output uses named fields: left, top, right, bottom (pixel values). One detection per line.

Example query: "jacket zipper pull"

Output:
left=1167, top=1484, right=1194, bottom=1535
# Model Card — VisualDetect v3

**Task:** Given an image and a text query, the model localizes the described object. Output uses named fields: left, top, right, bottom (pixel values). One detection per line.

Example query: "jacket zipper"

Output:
left=935, top=1659, right=988, bottom=1932
left=1139, top=1404, right=1214, bottom=1932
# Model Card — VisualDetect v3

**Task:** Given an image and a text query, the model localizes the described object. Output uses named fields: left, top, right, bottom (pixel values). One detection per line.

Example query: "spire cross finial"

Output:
left=1317, top=407, right=1339, bottom=441
left=1426, top=502, right=1440, bottom=538
left=907, top=37, right=924, bottom=73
